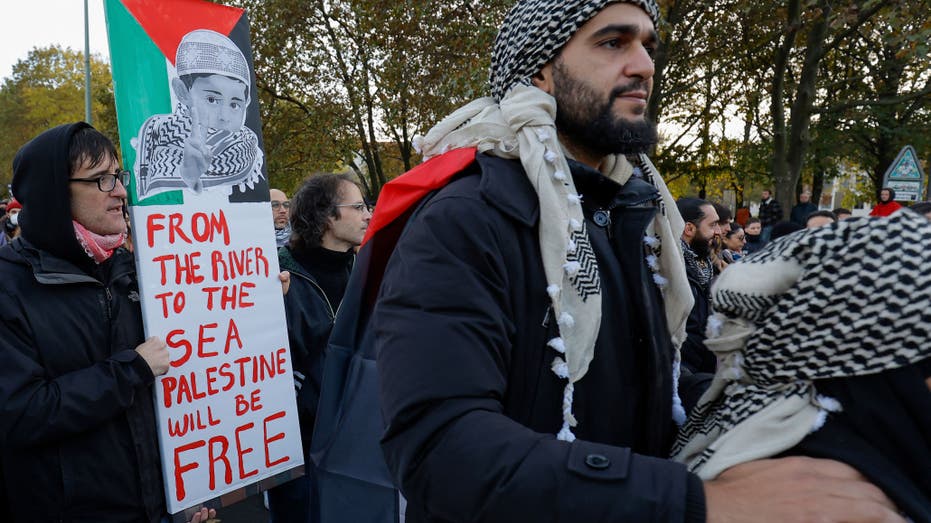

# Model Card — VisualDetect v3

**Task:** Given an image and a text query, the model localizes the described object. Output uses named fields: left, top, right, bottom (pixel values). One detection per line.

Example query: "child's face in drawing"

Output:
left=188, top=75, right=248, bottom=134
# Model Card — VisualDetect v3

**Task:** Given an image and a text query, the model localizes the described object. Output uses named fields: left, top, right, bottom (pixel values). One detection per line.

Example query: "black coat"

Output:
left=758, top=198, right=783, bottom=227
left=0, top=239, right=164, bottom=522
left=278, top=246, right=345, bottom=455
left=789, top=202, right=818, bottom=226
left=681, top=260, right=715, bottom=374
left=373, top=154, right=705, bottom=522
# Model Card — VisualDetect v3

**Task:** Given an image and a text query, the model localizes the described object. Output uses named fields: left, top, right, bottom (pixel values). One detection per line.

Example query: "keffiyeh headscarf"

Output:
left=672, top=210, right=931, bottom=479
left=489, top=0, right=660, bottom=101
left=414, top=0, right=691, bottom=442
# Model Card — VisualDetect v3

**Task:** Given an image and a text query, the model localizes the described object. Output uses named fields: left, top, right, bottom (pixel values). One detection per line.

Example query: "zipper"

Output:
left=306, top=278, right=336, bottom=320
left=283, top=254, right=355, bottom=321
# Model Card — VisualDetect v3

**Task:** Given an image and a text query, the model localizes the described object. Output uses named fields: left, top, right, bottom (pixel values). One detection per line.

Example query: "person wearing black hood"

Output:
left=0, top=123, right=214, bottom=523
left=870, top=187, right=903, bottom=217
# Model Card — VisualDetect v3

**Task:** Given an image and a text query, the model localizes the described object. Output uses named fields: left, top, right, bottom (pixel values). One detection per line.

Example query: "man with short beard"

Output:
left=270, top=188, right=292, bottom=247
left=677, top=198, right=720, bottom=374
left=372, top=1, right=905, bottom=521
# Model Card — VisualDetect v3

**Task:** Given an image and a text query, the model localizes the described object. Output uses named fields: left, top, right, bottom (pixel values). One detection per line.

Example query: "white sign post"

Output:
left=882, top=145, right=925, bottom=202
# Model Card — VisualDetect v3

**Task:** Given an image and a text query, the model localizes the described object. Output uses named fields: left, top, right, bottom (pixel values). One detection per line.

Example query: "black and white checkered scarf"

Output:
left=681, top=239, right=713, bottom=290
left=672, top=210, right=931, bottom=478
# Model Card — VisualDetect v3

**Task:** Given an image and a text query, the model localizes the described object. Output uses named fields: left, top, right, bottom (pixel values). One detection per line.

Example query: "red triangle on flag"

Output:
left=120, top=0, right=244, bottom=64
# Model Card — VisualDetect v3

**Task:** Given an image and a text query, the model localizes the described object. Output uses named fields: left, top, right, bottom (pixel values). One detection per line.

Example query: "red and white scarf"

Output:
left=74, top=221, right=126, bottom=263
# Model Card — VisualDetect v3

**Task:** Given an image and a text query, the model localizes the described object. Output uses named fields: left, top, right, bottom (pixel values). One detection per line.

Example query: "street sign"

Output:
left=882, top=145, right=925, bottom=201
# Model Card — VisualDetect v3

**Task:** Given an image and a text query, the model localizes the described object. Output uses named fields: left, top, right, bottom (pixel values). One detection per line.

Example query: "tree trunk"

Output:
left=769, top=0, right=801, bottom=218
left=785, top=1, right=831, bottom=207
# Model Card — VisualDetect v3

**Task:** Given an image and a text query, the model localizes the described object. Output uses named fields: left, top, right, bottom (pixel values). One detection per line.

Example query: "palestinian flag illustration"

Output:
left=104, top=3, right=302, bottom=519
left=106, top=0, right=268, bottom=206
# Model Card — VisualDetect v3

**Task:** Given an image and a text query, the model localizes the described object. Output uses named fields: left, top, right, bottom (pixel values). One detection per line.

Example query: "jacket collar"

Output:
left=6, top=236, right=132, bottom=285
left=475, top=154, right=659, bottom=224
left=476, top=153, right=539, bottom=227
left=278, top=245, right=315, bottom=282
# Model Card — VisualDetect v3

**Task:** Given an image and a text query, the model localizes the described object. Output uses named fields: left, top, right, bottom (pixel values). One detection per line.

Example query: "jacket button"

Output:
left=593, top=210, right=610, bottom=227
left=584, top=453, right=610, bottom=470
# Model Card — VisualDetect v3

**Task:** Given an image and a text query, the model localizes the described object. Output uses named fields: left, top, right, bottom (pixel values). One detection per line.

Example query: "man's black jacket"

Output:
left=0, top=239, right=164, bottom=522
left=373, top=154, right=705, bottom=522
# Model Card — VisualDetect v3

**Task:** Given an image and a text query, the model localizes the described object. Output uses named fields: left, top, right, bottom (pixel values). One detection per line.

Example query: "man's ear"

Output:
left=531, top=63, right=555, bottom=95
left=682, top=222, right=696, bottom=241
left=171, top=77, right=192, bottom=106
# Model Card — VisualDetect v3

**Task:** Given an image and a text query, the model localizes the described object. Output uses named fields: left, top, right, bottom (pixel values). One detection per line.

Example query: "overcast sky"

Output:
left=1, top=0, right=111, bottom=81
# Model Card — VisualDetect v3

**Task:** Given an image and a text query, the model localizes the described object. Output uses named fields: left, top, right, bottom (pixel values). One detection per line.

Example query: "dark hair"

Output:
left=832, top=207, right=851, bottom=216
left=676, top=197, right=712, bottom=225
left=712, top=202, right=732, bottom=225
left=909, top=201, right=931, bottom=215
left=770, top=220, right=803, bottom=240
left=745, top=217, right=761, bottom=226
left=724, top=222, right=743, bottom=239
left=879, top=187, right=896, bottom=201
left=68, top=127, right=118, bottom=175
left=805, top=210, right=836, bottom=225
left=289, top=173, right=358, bottom=250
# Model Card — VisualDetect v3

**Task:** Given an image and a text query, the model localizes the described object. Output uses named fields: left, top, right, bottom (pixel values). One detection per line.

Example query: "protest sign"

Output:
left=104, top=0, right=303, bottom=516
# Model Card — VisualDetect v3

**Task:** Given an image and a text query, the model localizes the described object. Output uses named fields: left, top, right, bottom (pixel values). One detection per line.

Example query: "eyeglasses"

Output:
left=271, top=201, right=291, bottom=210
left=335, top=202, right=372, bottom=213
left=69, top=170, right=130, bottom=192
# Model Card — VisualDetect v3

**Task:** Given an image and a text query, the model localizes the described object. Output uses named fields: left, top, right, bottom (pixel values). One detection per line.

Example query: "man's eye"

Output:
left=601, top=38, right=621, bottom=49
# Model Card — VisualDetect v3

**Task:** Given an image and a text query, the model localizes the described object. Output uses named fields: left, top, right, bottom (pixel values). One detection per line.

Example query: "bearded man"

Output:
left=677, top=198, right=720, bottom=374
left=372, top=1, right=905, bottom=521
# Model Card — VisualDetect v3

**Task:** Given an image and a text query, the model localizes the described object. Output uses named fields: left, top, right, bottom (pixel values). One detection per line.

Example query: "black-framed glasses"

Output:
left=334, top=202, right=372, bottom=213
left=271, top=201, right=291, bottom=210
left=70, top=170, right=130, bottom=192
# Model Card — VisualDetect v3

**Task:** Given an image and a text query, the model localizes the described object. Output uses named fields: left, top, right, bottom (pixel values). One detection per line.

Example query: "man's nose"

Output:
left=625, top=43, right=655, bottom=81
left=113, top=177, right=128, bottom=198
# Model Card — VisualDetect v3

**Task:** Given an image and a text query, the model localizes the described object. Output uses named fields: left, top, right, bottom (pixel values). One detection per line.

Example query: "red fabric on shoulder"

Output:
left=361, top=147, right=478, bottom=247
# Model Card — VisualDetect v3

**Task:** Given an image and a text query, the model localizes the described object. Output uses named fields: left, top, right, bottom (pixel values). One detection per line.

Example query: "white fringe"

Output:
left=556, top=382, right=577, bottom=442
left=547, top=337, right=566, bottom=354
left=546, top=284, right=560, bottom=298
left=671, top=356, right=686, bottom=426
left=563, top=261, right=582, bottom=275
left=652, top=273, right=668, bottom=287
left=557, top=312, right=575, bottom=329
left=551, top=357, right=570, bottom=379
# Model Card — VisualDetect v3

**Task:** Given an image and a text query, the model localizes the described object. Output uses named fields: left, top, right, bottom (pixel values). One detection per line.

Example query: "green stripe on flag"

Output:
left=104, top=0, right=183, bottom=206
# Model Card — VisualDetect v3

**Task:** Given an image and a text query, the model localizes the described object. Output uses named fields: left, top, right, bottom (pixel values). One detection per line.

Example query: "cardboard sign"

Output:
left=882, top=145, right=926, bottom=202
left=104, top=0, right=303, bottom=515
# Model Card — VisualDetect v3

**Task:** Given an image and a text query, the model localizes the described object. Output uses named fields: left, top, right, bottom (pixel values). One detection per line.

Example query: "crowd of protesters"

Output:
left=1, top=0, right=929, bottom=522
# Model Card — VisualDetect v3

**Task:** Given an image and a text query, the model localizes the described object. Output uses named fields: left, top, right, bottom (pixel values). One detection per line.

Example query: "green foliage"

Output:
left=653, top=0, right=930, bottom=209
left=0, top=46, right=117, bottom=192
left=232, top=0, right=510, bottom=197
